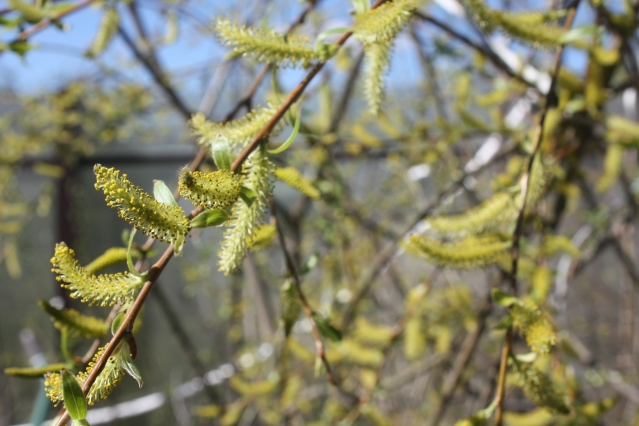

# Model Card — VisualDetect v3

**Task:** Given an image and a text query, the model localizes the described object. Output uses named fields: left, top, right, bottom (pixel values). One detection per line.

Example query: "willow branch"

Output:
left=493, top=3, right=581, bottom=424
left=1, top=0, right=97, bottom=50
left=272, top=203, right=352, bottom=398
left=53, top=2, right=390, bottom=423
left=414, top=12, right=537, bottom=90
left=231, top=0, right=390, bottom=171
left=118, top=25, right=192, bottom=121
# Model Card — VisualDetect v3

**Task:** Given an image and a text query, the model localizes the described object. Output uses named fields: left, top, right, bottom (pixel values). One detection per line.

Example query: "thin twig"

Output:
left=410, top=26, right=449, bottom=122
left=414, top=12, right=538, bottom=90
left=341, top=280, right=432, bottom=425
left=272, top=202, right=354, bottom=400
left=1, top=0, right=97, bottom=49
left=231, top=0, right=390, bottom=171
left=118, top=25, right=192, bottom=121
left=427, top=300, right=492, bottom=426
left=493, top=4, right=581, bottom=424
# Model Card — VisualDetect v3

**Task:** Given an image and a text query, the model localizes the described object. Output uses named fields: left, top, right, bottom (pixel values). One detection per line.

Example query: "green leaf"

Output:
left=314, top=27, right=350, bottom=52
left=4, top=363, right=71, bottom=378
left=126, top=228, right=145, bottom=278
left=153, top=180, right=178, bottom=208
left=212, top=134, right=232, bottom=171
left=112, top=313, right=125, bottom=336
left=9, top=40, right=33, bottom=57
left=71, top=420, right=91, bottom=426
left=313, top=315, right=342, bottom=342
left=190, top=209, right=229, bottom=228
left=119, top=341, right=143, bottom=388
left=298, top=253, right=319, bottom=276
left=352, top=0, right=370, bottom=15
left=268, top=108, right=301, bottom=154
left=121, top=228, right=130, bottom=247
left=239, top=185, right=257, bottom=207
left=9, top=0, right=47, bottom=23
left=61, top=369, right=87, bottom=421
left=491, top=289, right=519, bottom=307
left=494, top=315, right=514, bottom=330
left=559, top=25, right=601, bottom=44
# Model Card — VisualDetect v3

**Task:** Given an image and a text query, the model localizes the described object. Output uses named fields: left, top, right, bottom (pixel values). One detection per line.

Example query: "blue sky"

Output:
left=0, top=0, right=594, bottom=101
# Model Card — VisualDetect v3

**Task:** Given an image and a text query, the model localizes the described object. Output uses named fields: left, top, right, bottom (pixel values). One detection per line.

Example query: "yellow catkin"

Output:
left=428, top=191, right=517, bottom=236
left=178, top=168, right=242, bottom=210
left=218, top=149, right=274, bottom=274
left=5, top=363, right=68, bottom=378
left=363, top=39, right=392, bottom=115
left=45, top=344, right=130, bottom=406
left=280, top=279, right=301, bottom=336
left=274, top=167, right=320, bottom=199
left=404, top=316, right=426, bottom=360
left=406, top=235, right=511, bottom=269
left=511, top=303, right=556, bottom=355
left=353, top=0, right=417, bottom=44
left=595, top=143, right=624, bottom=193
left=94, top=165, right=190, bottom=255
left=84, top=247, right=129, bottom=275
left=213, top=18, right=324, bottom=68
left=190, top=103, right=281, bottom=149
left=51, top=242, right=144, bottom=307
left=461, top=0, right=568, bottom=48
left=248, top=224, right=276, bottom=251
left=86, top=6, right=119, bottom=57
left=353, top=317, right=393, bottom=346
left=515, top=363, right=569, bottom=414
left=38, top=299, right=108, bottom=338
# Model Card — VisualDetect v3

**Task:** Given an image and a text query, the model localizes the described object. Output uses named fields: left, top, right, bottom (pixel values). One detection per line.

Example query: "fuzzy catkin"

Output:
left=274, top=167, right=320, bottom=199
left=178, top=168, right=242, bottom=209
left=515, top=363, right=569, bottom=414
left=84, top=247, right=129, bottom=275
left=213, top=18, right=324, bottom=68
left=94, top=165, right=190, bottom=255
left=353, top=0, right=417, bottom=44
left=510, top=303, right=556, bottom=355
left=429, top=191, right=517, bottom=236
left=38, top=299, right=108, bottom=338
left=51, top=242, right=144, bottom=307
left=190, top=103, right=281, bottom=149
left=405, top=235, right=511, bottom=269
left=363, top=39, right=392, bottom=115
left=86, top=6, right=119, bottom=57
left=44, top=344, right=128, bottom=406
left=218, top=149, right=274, bottom=275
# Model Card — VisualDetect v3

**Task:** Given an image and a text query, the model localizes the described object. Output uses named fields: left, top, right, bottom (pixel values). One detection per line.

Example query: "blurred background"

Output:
left=1, top=0, right=639, bottom=425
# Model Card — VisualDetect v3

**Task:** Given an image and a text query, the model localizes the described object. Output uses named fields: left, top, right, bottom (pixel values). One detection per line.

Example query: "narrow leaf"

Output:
left=190, top=209, right=229, bottom=228
left=491, top=289, right=519, bottom=307
left=212, top=134, right=232, bottom=171
left=239, top=185, right=257, bottom=207
left=112, top=313, right=125, bottom=336
left=119, top=341, right=143, bottom=388
left=268, top=108, right=301, bottom=154
left=62, top=369, right=87, bottom=421
left=313, top=315, right=342, bottom=342
left=153, top=180, right=178, bottom=208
